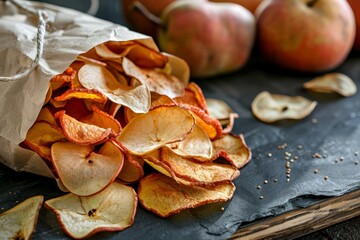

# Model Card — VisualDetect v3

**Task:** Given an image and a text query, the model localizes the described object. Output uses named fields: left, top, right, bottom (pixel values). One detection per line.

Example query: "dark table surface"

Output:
left=2, top=0, right=360, bottom=239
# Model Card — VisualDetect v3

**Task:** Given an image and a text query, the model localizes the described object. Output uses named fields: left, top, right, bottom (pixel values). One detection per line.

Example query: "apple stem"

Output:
left=132, top=1, right=163, bottom=27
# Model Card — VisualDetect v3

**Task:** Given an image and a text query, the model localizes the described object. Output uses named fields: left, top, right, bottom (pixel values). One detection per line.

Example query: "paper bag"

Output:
left=0, top=0, right=162, bottom=177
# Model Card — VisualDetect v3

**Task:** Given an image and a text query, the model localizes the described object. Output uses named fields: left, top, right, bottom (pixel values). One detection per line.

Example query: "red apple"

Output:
left=210, top=0, right=263, bottom=13
left=348, top=0, right=360, bottom=50
left=256, top=0, right=356, bottom=72
left=157, top=0, right=256, bottom=78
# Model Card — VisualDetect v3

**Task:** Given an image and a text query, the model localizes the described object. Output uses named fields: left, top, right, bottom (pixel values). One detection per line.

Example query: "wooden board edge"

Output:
left=230, top=188, right=360, bottom=240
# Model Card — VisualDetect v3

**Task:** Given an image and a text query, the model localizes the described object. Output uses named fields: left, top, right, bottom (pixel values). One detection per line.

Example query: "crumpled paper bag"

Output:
left=0, top=0, right=160, bottom=177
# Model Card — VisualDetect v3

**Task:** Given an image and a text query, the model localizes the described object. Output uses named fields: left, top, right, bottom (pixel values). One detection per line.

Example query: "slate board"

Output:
left=1, top=0, right=360, bottom=239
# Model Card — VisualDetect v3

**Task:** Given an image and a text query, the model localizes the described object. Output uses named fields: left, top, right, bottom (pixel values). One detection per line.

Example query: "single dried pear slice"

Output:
left=51, top=141, right=124, bottom=196
left=118, top=106, right=195, bottom=155
left=78, top=63, right=151, bottom=113
left=304, top=73, right=357, bottom=97
left=45, top=182, right=137, bottom=239
left=161, top=147, right=239, bottom=184
left=166, top=124, right=213, bottom=161
left=138, top=173, right=235, bottom=218
left=251, top=91, right=317, bottom=123
left=0, top=195, right=43, bottom=240
left=212, top=134, right=252, bottom=169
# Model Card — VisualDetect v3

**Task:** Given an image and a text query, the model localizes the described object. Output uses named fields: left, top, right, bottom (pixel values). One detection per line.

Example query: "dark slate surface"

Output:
left=1, top=0, right=360, bottom=239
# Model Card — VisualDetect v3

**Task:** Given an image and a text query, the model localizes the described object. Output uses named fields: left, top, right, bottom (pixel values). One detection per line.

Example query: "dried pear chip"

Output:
left=54, top=88, right=107, bottom=104
left=45, top=182, right=137, bottom=239
left=117, top=152, right=144, bottom=184
left=24, top=121, right=67, bottom=161
left=304, top=73, right=357, bottom=97
left=251, top=91, right=317, bottom=123
left=122, top=57, right=185, bottom=98
left=206, top=98, right=235, bottom=122
left=51, top=141, right=124, bottom=196
left=138, top=173, right=235, bottom=218
left=0, top=196, right=43, bottom=240
left=161, top=147, right=239, bottom=184
left=81, top=105, right=122, bottom=135
left=55, top=111, right=115, bottom=145
left=167, top=124, right=213, bottom=161
left=212, top=134, right=252, bottom=169
left=36, top=107, right=57, bottom=126
left=78, top=63, right=151, bottom=113
left=118, top=106, right=195, bottom=155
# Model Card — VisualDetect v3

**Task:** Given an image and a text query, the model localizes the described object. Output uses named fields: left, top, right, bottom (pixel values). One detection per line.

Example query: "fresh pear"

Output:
left=157, top=0, right=256, bottom=78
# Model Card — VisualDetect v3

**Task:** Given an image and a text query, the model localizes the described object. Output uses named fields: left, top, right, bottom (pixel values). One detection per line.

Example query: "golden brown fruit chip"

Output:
left=50, top=67, right=76, bottom=83
left=81, top=106, right=122, bottom=135
left=183, top=104, right=223, bottom=140
left=76, top=55, right=107, bottom=67
left=118, top=106, right=195, bottom=155
left=44, top=84, right=52, bottom=105
left=117, top=152, right=144, bottom=184
left=51, top=141, right=124, bottom=196
left=0, top=195, right=43, bottom=240
left=36, top=107, right=57, bottom=126
left=95, top=43, right=122, bottom=59
left=24, top=121, right=67, bottom=160
left=45, top=182, right=137, bottom=239
left=78, top=63, right=151, bottom=113
left=251, top=91, right=317, bottom=123
left=212, top=134, right=252, bottom=169
left=56, top=111, right=115, bottom=145
left=304, top=73, right=357, bottom=97
left=206, top=98, right=236, bottom=123
left=49, top=98, right=67, bottom=108
left=106, top=41, right=168, bottom=68
left=167, top=124, right=213, bottom=161
left=138, top=173, right=235, bottom=218
left=54, top=88, right=107, bottom=104
left=163, top=53, right=190, bottom=86
left=122, top=57, right=185, bottom=98
left=161, top=147, right=239, bottom=184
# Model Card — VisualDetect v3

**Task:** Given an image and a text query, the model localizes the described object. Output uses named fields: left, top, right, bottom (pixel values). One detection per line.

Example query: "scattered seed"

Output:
left=314, top=169, right=319, bottom=174
left=278, top=143, right=288, bottom=150
left=264, top=180, right=268, bottom=184
left=322, top=154, right=327, bottom=158
left=256, top=185, right=261, bottom=190
left=297, top=145, right=303, bottom=150
left=340, top=157, right=344, bottom=161
left=274, top=179, right=278, bottom=182
left=221, top=207, right=225, bottom=211
left=312, top=118, right=318, bottom=124
left=267, top=153, right=272, bottom=158
left=286, top=169, right=291, bottom=174
left=355, top=161, right=359, bottom=165
left=335, top=160, right=338, bottom=163
left=286, top=179, right=290, bottom=182
left=259, top=196, right=264, bottom=199
left=324, top=176, right=329, bottom=180
left=312, top=153, right=322, bottom=158
left=285, top=156, right=290, bottom=160
left=355, top=152, right=358, bottom=156
left=290, top=159, right=294, bottom=163
left=286, top=162, right=291, bottom=168
left=286, top=174, right=291, bottom=178
left=294, top=156, right=299, bottom=160
left=285, top=152, right=292, bottom=157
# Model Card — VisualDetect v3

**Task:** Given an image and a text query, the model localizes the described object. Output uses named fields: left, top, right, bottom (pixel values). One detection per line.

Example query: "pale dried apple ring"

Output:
left=161, top=147, right=239, bottom=184
left=118, top=106, right=195, bottom=155
left=212, top=134, right=252, bottom=169
left=45, top=182, right=137, bottom=239
left=51, top=141, right=124, bottom=196
left=206, top=98, right=235, bottom=123
left=122, top=57, right=185, bottom=98
left=166, top=124, right=213, bottom=161
left=0, top=195, right=43, bottom=240
left=304, top=73, right=357, bottom=97
left=251, top=91, right=317, bottom=123
left=78, top=63, right=151, bottom=113
left=138, top=173, right=236, bottom=218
